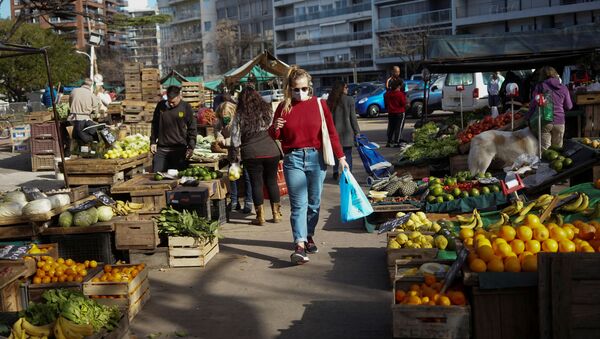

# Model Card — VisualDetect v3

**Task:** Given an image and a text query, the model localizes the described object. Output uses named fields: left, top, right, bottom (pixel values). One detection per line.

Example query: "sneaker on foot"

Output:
left=305, top=236, right=318, bottom=254
left=241, top=205, right=253, bottom=214
left=290, top=245, right=309, bottom=264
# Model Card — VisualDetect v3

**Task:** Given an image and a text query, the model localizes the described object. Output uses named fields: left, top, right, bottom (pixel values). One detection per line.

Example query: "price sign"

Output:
left=378, top=213, right=412, bottom=234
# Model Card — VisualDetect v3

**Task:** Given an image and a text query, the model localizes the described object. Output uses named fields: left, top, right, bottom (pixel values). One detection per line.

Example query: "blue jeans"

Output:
left=229, top=169, right=253, bottom=207
left=333, top=146, right=353, bottom=175
left=283, top=148, right=326, bottom=243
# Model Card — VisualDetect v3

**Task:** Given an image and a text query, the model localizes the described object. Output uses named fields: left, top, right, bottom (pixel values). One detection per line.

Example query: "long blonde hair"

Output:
left=282, top=65, right=312, bottom=115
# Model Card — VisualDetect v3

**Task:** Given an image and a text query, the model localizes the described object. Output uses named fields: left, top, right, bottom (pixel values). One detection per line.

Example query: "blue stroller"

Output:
left=355, top=134, right=393, bottom=186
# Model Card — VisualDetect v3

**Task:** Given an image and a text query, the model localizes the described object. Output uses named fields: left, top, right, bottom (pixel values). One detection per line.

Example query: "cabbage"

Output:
left=59, top=211, right=73, bottom=227
left=3, top=191, right=27, bottom=205
left=48, top=194, right=71, bottom=209
left=89, top=207, right=99, bottom=224
left=73, top=209, right=96, bottom=227
left=22, top=199, right=52, bottom=216
left=97, top=205, right=114, bottom=222
left=0, top=202, right=23, bottom=217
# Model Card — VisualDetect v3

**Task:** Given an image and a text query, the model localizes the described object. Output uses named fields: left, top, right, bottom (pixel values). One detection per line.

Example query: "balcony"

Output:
left=172, top=13, right=202, bottom=24
left=83, top=0, right=103, bottom=8
left=277, top=31, right=372, bottom=49
left=302, top=59, right=373, bottom=72
left=456, top=0, right=600, bottom=19
left=378, top=9, right=451, bottom=31
left=275, top=2, right=371, bottom=26
left=167, top=36, right=203, bottom=46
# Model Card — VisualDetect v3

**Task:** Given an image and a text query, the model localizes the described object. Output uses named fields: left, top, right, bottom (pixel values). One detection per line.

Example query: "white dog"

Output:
left=468, top=128, right=538, bottom=175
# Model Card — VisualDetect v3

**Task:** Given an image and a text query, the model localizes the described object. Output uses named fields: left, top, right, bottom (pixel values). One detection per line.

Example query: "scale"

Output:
left=500, top=173, right=525, bottom=202
left=456, top=84, right=465, bottom=130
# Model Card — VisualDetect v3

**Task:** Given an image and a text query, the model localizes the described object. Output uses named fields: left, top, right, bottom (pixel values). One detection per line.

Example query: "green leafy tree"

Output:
left=0, top=20, right=86, bottom=101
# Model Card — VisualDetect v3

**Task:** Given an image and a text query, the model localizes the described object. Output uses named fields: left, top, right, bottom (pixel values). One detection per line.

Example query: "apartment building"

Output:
left=273, top=0, right=376, bottom=88
left=127, top=9, right=162, bottom=70
left=216, top=0, right=274, bottom=69
left=453, top=0, right=600, bottom=34
left=10, top=0, right=128, bottom=50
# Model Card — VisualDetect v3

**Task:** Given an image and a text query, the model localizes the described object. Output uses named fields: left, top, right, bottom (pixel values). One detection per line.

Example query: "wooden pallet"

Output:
left=84, top=264, right=150, bottom=321
left=392, top=280, right=470, bottom=338
left=115, top=220, right=159, bottom=250
left=168, top=237, right=219, bottom=268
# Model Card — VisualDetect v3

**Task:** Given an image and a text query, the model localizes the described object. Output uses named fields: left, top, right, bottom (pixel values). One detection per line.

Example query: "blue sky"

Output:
left=0, top=0, right=157, bottom=19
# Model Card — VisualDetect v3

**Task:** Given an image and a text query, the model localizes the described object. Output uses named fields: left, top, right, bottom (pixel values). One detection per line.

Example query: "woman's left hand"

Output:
left=338, top=157, right=350, bottom=172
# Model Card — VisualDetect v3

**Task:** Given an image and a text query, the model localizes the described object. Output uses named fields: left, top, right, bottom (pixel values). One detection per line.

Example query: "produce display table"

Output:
left=63, top=153, right=151, bottom=187
left=458, top=117, right=525, bottom=155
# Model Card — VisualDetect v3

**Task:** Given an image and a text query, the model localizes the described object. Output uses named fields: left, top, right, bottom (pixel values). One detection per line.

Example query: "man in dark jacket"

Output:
left=150, top=86, right=197, bottom=171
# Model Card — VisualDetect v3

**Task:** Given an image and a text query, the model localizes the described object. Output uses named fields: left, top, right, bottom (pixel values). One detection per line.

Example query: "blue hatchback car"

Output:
left=356, top=86, right=386, bottom=118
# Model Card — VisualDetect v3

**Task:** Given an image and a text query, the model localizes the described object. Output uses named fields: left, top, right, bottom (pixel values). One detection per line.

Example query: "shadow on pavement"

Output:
left=17, top=179, right=63, bottom=190
left=325, top=247, right=389, bottom=291
left=0, top=152, right=31, bottom=171
left=321, top=205, right=366, bottom=234
left=277, top=300, right=392, bottom=339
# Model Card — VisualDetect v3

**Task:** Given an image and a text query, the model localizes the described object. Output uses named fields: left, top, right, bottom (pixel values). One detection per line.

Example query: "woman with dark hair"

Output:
left=327, top=81, right=360, bottom=180
left=230, top=86, right=283, bottom=225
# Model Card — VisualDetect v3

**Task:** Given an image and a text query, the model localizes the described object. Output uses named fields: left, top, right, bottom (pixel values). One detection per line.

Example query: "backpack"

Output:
left=529, top=89, right=554, bottom=136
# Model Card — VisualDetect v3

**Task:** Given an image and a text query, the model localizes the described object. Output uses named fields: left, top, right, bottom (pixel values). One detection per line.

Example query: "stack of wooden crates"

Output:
left=181, top=82, right=203, bottom=110
left=30, top=122, right=60, bottom=171
left=124, top=62, right=142, bottom=101
left=141, top=68, right=161, bottom=103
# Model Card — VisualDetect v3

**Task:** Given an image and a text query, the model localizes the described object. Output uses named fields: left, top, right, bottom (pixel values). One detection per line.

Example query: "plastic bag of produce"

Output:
left=340, top=169, right=373, bottom=222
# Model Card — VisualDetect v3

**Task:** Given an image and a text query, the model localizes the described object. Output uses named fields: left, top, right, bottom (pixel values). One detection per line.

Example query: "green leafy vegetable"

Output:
left=400, top=122, right=459, bottom=162
left=155, top=207, right=221, bottom=242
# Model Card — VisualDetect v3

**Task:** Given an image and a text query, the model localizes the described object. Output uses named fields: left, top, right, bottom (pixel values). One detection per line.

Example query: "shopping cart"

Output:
left=355, top=134, right=393, bottom=186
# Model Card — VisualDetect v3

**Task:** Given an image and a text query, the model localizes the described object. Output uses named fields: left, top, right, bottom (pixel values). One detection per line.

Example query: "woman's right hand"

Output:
left=274, top=117, right=286, bottom=130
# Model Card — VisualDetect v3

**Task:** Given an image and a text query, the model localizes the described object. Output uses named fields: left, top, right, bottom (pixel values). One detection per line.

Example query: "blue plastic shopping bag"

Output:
left=340, top=169, right=374, bottom=222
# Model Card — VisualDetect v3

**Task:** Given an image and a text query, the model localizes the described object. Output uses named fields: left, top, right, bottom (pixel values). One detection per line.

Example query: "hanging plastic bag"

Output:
left=340, top=168, right=373, bottom=222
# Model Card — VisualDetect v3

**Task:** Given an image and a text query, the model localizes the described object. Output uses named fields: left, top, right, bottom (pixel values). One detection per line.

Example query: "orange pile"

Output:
left=32, top=257, right=98, bottom=284
left=91, top=264, right=145, bottom=283
left=460, top=215, right=600, bottom=273
left=395, top=274, right=467, bottom=306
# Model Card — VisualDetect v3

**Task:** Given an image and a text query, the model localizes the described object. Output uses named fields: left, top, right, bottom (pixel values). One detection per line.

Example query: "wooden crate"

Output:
left=394, top=164, right=430, bottom=180
left=111, top=174, right=177, bottom=212
left=23, top=243, right=59, bottom=262
left=125, top=81, right=141, bottom=92
left=168, top=237, right=219, bottom=268
left=84, top=264, right=149, bottom=321
left=124, top=73, right=140, bottom=81
left=124, top=114, right=143, bottom=123
left=583, top=104, right=600, bottom=137
left=115, top=220, right=159, bottom=250
left=576, top=92, right=600, bottom=105
left=389, top=258, right=455, bottom=286
left=126, top=93, right=143, bottom=101
left=25, top=281, right=83, bottom=304
left=472, top=286, right=538, bottom=339
left=386, top=232, right=439, bottom=267
left=392, top=280, right=470, bottom=338
left=25, top=112, right=53, bottom=124
left=1, top=279, right=23, bottom=312
left=449, top=154, right=468, bottom=175
left=538, top=253, right=600, bottom=339
left=123, top=62, right=141, bottom=72
left=31, top=154, right=55, bottom=171
left=123, top=100, right=146, bottom=112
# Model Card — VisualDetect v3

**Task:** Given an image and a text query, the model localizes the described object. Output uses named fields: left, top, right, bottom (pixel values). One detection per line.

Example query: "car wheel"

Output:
left=411, top=101, right=424, bottom=119
left=367, top=104, right=380, bottom=118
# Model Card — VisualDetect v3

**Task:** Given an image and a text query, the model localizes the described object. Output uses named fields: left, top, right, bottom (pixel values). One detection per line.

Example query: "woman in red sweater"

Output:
left=384, top=79, right=407, bottom=147
left=269, top=66, right=349, bottom=264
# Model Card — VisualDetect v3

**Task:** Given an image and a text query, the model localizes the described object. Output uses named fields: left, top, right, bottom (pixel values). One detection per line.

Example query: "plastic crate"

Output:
left=210, top=199, right=228, bottom=225
left=30, top=138, right=59, bottom=154
left=31, top=154, right=55, bottom=171
left=31, top=122, right=58, bottom=139
left=42, top=233, right=115, bottom=264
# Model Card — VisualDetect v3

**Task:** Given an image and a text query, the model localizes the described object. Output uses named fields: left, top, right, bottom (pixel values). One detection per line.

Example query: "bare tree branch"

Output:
left=379, top=26, right=432, bottom=75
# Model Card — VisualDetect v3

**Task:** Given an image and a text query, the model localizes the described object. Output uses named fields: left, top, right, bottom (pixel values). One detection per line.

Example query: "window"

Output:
left=217, top=8, right=226, bottom=19
left=445, top=73, right=474, bottom=86
left=295, top=7, right=306, bottom=16
left=308, top=5, right=319, bottom=13
left=322, top=4, right=333, bottom=11
left=295, top=30, right=308, bottom=40
left=204, top=21, right=211, bottom=32
left=324, top=56, right=335, bottom=63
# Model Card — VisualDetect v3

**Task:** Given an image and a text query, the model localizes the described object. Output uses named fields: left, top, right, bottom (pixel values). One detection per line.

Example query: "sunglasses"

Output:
left=292, top=87, right=309, bottom=92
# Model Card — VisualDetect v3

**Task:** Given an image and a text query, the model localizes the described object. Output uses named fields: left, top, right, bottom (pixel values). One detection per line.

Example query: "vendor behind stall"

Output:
left=150, top=85, right=197, bottom=172
left=68, top=78, right=102, bottom=146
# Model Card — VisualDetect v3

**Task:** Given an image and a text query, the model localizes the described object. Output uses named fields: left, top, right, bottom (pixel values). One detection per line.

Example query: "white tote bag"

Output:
left=317, top=99, right=336, bottom=166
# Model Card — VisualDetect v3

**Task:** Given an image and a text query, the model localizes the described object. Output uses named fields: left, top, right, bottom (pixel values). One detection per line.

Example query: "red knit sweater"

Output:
left=384, top=90, right=407, bottom=115
left=269, top=97, right=344, bottom=158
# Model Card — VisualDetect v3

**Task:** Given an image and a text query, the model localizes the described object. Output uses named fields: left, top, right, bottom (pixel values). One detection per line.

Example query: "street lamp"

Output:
left=75, top=50, right=93, bottom=81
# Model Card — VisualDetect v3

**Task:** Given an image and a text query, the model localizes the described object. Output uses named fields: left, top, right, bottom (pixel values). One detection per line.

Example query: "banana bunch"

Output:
left=513, top=201, right=536, bottom=224
left=112, top=200, right=144, bottom=216
left=457, top=209, right=483, bottom=229
left=395, top=212, right=441, bottom=232
left=488, top=212, right=511, bottom=231
left=584, top=202, right=600, bottom=219
left=54, top=316, right=93, bottom=339
left=501, top=200, right=525, bottom=216
left=558, top=193, right=590, bottom=213
left=534, top=194, right=554, bottom=209
left=9, top=318, right=53, bottom=339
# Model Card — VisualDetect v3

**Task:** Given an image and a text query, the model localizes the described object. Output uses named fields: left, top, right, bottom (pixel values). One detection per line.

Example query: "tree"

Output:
left=0, top=20, right=86, bottom=101
left=379, top=27, right=431, bottom=76
left=215, top=20, right=240, bottom=74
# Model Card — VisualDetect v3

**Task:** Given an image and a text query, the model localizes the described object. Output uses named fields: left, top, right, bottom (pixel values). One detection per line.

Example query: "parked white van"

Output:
left=442, top=72, right=494, bottom=112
